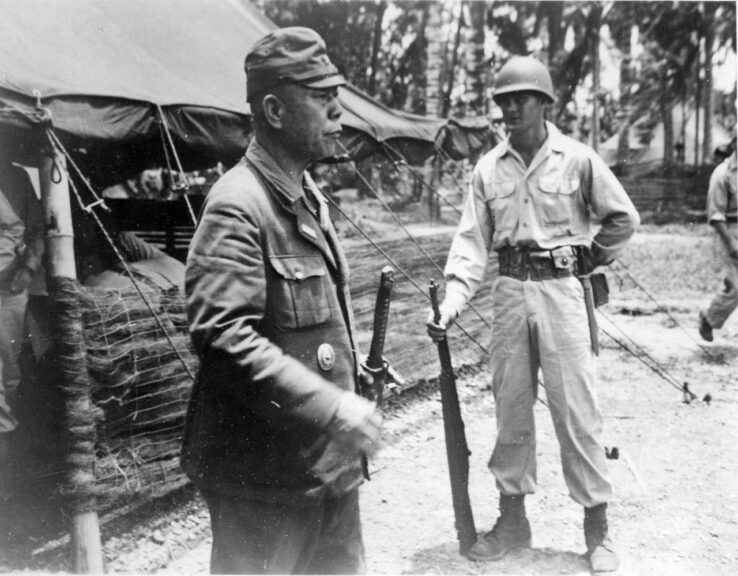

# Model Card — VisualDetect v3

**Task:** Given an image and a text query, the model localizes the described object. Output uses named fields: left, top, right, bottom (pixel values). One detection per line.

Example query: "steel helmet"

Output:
left=493, top=56, right=555, bottom=103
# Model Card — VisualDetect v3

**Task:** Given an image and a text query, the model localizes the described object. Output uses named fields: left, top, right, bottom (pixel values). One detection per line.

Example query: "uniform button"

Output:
left=295, top=271, right=305, bottom=281
left=523, top=223, right=528, bottom=227
left=524, top=199, right=529, bottom=203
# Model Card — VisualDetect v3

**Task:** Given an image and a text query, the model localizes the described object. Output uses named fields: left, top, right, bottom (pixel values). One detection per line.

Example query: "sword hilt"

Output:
left=366, top=266, right=395, bottom=371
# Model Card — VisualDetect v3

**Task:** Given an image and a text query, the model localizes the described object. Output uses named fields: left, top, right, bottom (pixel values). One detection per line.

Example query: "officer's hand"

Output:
left=425, top=304, right=456, bottom=342
left=9, top=266, right=33, bottom=294
left=330, top=392, right=383, bottom=457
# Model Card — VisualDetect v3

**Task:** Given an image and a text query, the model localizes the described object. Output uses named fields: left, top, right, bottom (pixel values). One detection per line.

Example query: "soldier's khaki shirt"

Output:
left=444, top=121, right=639, bottom=316
left=706, top=150, right=737, bottom=223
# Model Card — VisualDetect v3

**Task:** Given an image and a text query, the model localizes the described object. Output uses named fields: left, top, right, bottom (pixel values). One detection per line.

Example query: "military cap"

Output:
left=245, top=27, right=345, bottom=101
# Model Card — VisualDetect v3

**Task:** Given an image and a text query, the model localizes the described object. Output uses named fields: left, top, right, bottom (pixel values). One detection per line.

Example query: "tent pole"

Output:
left=40, top=154, right=75, bottom=278
left=39, top=151, right=103, bottom=574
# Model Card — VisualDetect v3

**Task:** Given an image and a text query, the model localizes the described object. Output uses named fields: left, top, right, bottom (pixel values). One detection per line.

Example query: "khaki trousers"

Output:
left=705, top=252, right=738, bottom=330
left=488, top=275, right=613, bottom=508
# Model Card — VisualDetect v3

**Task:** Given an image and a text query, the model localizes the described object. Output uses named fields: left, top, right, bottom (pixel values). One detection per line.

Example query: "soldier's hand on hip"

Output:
left=330, top=392, right=383, bottom=457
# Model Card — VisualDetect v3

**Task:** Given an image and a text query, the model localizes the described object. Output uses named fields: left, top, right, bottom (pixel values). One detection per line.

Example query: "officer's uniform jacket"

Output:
left=182, top=140, right=361, bottom=505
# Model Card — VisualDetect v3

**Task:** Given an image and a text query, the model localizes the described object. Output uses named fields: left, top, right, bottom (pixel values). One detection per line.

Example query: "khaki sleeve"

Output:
left=706, top=162, right=730, bottom=223
left=587, top=152, right=640, bottom=265
left=443, top=163, right=493, bottom=317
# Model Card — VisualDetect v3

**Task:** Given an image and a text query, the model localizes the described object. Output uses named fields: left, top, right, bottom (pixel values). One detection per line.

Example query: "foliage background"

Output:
left=263, top=0, right=736, bottom=170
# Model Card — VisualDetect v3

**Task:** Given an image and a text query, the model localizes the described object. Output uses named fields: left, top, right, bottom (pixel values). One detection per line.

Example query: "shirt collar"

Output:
left=499, top=120, right=564, bottom=158
left=245, top=139, right=305, bottom=205
left=727, top=149, right=737, bottom=172
left=543, top=121, right=566, bottom=152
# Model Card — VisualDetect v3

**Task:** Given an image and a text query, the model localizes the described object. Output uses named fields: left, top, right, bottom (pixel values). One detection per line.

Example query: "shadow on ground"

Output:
left=408, top=540, right=588, bottom=575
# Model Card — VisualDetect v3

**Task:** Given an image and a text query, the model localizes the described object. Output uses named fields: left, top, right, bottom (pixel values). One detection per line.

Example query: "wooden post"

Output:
left=40, top=154, right=75, bottom=278
left=39, top=151, right=104, bottom=574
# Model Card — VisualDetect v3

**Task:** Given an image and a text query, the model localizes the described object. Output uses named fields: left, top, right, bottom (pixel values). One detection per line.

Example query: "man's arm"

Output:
left=427, top=165, right=493, bottom=340
left=442, top=167, right=494, bottom=313
left=186, top=189, right=378, bottom=450
left=711, top=220, right=738, bottom=260
left=706, top=160, right=737, bottom=260
left=586, top=152, right=640, bottom=266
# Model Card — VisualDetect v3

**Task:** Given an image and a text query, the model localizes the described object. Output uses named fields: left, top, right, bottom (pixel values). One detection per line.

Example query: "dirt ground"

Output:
left=136, top=225, right=736, bottom=576
left=2, top=221, right=736, bottom=575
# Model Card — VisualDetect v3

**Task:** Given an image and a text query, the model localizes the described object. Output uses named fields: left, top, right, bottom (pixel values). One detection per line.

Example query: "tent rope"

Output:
left=382, top=142, right=464, bottom=217
left=45, top=128, right=195, bottom=382
left=154, top=104, right=198, bottom=227
left=157, top=115, right=177, bottom=185
left=323, top=193, right=488, bottom=355
left=597, top=308, right=699, bottom=400
left=45, top=130, right=109, bottom=211
left=611, top=258, right=723, bottom=362
left=434, top=144, right=473, bottom=202
left=337, top=142, right=491, bottom=329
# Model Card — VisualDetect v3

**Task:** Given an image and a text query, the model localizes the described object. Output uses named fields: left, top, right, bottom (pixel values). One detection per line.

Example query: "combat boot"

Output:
left=468, top=494, right=531, bottom=561
left=698, top=311, right=714, bottom=342
left=584, top=503, right=619, bottom=572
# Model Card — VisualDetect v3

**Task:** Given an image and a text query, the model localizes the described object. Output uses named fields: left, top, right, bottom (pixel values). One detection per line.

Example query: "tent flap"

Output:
left=0, top=0, right=490, bottom=185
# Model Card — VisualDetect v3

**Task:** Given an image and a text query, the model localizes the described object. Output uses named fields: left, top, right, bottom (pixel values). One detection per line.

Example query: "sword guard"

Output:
left=361, top=359, right=388, bottom=375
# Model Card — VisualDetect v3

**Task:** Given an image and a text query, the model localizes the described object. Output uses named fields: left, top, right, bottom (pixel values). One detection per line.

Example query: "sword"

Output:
left=359, top=266, right=395, bottom=481
left=362, top=266, right=395, bottom=406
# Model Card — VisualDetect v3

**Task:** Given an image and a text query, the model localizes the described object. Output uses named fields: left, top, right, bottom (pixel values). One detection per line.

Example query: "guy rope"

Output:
left=377, top=142, right=713, bottom=405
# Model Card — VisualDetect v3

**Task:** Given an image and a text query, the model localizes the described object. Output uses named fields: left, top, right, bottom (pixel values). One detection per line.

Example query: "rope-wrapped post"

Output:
left=40, top=150, right=104, bottom=573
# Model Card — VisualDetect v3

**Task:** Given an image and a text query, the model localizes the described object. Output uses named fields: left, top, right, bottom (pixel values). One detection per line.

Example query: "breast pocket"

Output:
left=485, top=180, right=517, bottom=232
left=537, top=176, right=578, bottom=229
left=268, top=255, right=332, bottom=331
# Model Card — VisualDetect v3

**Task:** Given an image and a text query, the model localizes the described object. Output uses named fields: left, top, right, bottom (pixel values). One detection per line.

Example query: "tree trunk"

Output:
left=544, top=1, right=565, bottom=62
left=422, top=1, right=444, bottom=220
left=694, top=33, right=702, bottom=167
left=441, top=3, right=464, bottom=119
left=410, top=3, right=429, bottom=115
left=590, top=3, right=602, bottom=152
left=463, top=1, right=486, bottom=118
left=661, top=66, right=674, bottom=174
left=367, top=1, right=387, bottom=97
left=424, top=1, right=444, bottom=118
left=615, top=24, right=636, bottom=176
left=702, top=3, right=715, bottom=164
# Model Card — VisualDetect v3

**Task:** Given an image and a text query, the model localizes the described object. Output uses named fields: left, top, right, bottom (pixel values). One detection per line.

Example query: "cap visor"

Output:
left=303, top=74, right=346, bottom=90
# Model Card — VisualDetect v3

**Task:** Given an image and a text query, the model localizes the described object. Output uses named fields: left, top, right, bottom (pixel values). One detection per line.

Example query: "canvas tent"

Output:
left=0, top=2, right=495, bottom=566
left=0, top=0, right=484, bottom=188
left=599, top=105, right=733, bottom=169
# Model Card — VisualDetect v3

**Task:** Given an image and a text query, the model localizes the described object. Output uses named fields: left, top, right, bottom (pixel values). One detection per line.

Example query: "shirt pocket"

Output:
left=485, top=180, right=517, bottom=232
left=268, top=254, right=332, bottom=331
left=537, top=176, right=578, bottom=230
